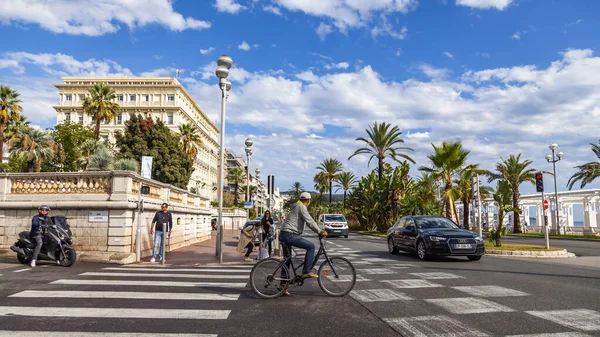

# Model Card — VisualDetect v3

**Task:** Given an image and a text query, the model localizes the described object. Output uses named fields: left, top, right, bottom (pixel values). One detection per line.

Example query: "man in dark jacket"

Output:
left=150, top=203, right=173, bottom=262
left=30, top=205, right=51, bottom=267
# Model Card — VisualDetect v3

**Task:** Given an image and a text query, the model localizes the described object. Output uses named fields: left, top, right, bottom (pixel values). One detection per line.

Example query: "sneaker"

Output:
left=244, top=257, right=252, bottom=262
left=302, top=272, right=318, bottom=279
left=150, top=258, right=155, bottom=263
left=30, top=260, right=36, bottom=267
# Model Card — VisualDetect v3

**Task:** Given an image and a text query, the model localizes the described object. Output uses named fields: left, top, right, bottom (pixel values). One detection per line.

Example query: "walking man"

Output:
left=150, top=203, right=173, bottom=263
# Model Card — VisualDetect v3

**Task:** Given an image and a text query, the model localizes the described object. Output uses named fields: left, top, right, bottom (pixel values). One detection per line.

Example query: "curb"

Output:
left=486, top=248, right=576, bottom=259
left=0, top=249, right=136, bottom=265
left=350, top=231, right=386, bottom=239
left=507, top=234, right=600, bottom=243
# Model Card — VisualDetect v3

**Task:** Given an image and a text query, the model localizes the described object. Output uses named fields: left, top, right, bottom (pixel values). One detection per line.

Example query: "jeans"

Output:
left=279, top=231, right=315, bottom=275
left=152, top=231, right=164, bottom=259
left=32, top=235, right=43, bottom=261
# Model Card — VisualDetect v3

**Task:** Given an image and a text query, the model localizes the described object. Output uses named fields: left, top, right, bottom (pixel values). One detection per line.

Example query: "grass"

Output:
left=484, top=241, right=563, bottom=251
left=508, top=232, right=600, bottom=240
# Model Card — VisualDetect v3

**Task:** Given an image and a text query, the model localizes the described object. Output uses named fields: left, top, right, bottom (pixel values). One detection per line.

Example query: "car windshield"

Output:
left=415, top=217, right=459, bottom=229
left=324, top=215, right=346, bottom=222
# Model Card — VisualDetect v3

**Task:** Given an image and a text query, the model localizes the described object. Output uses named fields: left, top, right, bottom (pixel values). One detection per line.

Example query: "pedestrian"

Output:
left=211, top=218, right=217, bottom=231
left=237, top=222, right=260, bottom=262
left=29, top=205, right=51, bottom=267
left=150, top=203, right=173, bottom=263
left=261, top=210, right=275, bottom=257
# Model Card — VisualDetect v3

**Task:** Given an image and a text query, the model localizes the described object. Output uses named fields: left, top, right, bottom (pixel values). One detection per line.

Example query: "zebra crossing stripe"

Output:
left=81, top=272, right=249, bottom=279
left=0, top=332, right=218, bottom=337
left=51, top=279, right=247, bottom=288
left=9, top=290, right=240, bottom=301
left=0, top=306, right=230, bottom=319
left=102, top=267, right=249, bottom=273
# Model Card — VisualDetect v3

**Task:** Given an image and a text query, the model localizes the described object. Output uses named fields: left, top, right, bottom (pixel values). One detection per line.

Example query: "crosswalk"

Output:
left=0, top=264, right=254, bottom=336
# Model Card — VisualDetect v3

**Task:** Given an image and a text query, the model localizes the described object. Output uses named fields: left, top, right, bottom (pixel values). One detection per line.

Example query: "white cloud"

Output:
left=396, top=49, right=403, bottom=57
left=316, top=23, right=334, bottom=40
left=0, top=59, right=25, bottom=74
left=200, top=47, right=216, bottom=55
left=476, top=52, right=490, bottom=59
left=1, top=52, right=133, bottom=76
left=324, top=62, right=350, bottom=70
left=214, top=0, right=247, bottom=14
left=238, top=41, right=251, bottom=51
left=512, top=32, right=521, bottom=40
left=296, top=71, right=320, bottom=83
left=406, top=131, right=430, bottom=139
left=153, top=55, right=163, bottom=60
left=264, top=5, right=283, bottom=16
left=306, top=134, right=323, bottom=139
left=0, top=0, right=210, bottom=36
left=139, top=67, right=181, bottom=77
left=456, top=0, right=513, bottom=10
left=442, top=51, right=454, bottom=59
left=420, top=64, right=451, bottom=80
left=372, top=22, right=408, bottom=40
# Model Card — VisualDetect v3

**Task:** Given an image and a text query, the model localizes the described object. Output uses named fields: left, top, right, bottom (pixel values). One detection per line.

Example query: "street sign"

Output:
left=244, top=201, right=252, bottom=208
left=88, top=211, right=109, bottom=223
left=543, top=200, right=549, bottom=210
left=141, top=156, right=153, bottom=179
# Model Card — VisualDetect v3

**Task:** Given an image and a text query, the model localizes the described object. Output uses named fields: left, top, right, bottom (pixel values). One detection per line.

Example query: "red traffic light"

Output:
left=536, top=174, right=542, bottom=180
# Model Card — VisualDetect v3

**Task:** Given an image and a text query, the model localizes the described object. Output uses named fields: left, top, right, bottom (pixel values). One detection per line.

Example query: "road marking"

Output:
left=0, top=307, right=230, bottom=319
left=505, top=333, right=594, bottom=337
left=80, top=272, right=249, bottom=279
left=349, top=261, right=372, bottom=265
left=51, top=279, right=247, bottom=288
left=102, top=267, right=249, bottom=273
left=325, top=275, right=372, bottom=282
left=389, top=264, right=418, bottom=269
left=526, top=309, right=600, bottom=331
left=384, top=315, right=491, bottom=337
left=363, top=257, right=398, bottom=263
left=350, top=289, right=413, bottom=302
left=452, top=285, right=529, bottom=297
left=382, top=279, right=444, bottom=288
left=409, top=272, right=464, bottom=279
left=0, top=332, right=217, bottom=337
left=13, top=269, right=29, bottom=273
left=426, top=297, right=515, bottom=314
left=357, top=268, right=395, bottom=275
left=9, top=290, right=241, bottom=301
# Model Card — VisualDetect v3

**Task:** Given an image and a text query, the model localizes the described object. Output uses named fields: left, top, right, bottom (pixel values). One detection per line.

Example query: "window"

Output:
left=117, top=95, right=124, bottom=101
left=414, top=217, right=459, bottom=230
left=167, top=112, right=174, bottom=125
left=65, top=113, right=71, bottom=122
left=117, top=113, right=122, bottom=124
left=168, top=95, right=175, bottom=101
left=145, top=94, right=150, bottom=101
left=130, top=95, right=136, bottom=101
left=65, top=95, right=72, bottom=101
left=78, top=116, right=83, bottom=124
left=324, top=215, right=346, bottom=222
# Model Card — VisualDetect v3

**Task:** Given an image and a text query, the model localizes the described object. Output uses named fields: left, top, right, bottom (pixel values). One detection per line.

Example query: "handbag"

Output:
left=259, top=247, right=269, bottom=260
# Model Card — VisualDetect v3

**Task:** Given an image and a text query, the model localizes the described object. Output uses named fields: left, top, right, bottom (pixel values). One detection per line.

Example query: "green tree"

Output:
left=290, top=182, right=304, bottom=195
left=334, top=171, right=357, bottom=210
left=314, top=172, right=328, bottom=202
left=82, top=83, right=120, bottom=141
left=567, top=140, right=600, bottom=189
left=114, top=114, right=193, bottom=189
left=0, top=85, right=23, bottom=163
left=9, top=127, right=54, bottom=172
left=88, top=144, right=113, bottom=171
left=178, top=123, right=203, bottom=160
left=455, top=165, right=487, bottom=230
left=51, top=122, right=95, bottom=171
left=349, top=121, right=414, bottom=180
left=226, top=167, right=246, bottom=205
left=487, top=154, right=536, bottom=233
left=114, top=158, right=139, bottom=172
left=317, top=158, right=343, bottom=203
left=491, top=180, right=514, bottom=246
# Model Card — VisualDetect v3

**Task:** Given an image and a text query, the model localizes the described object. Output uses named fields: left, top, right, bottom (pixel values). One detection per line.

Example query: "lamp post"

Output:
left=245, top=138, right=253, bottom=202
left=545, top=144, right=563, bottom=235
left=255, top=168, right=261, bottom=215
left=215, top=54, right=232, bottom=264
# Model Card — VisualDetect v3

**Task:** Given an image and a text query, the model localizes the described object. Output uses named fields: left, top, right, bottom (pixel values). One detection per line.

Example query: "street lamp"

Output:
left=215, top=54, right=232, bottom=264
left=245, top=138, right=253, bottom=202
left=546, top=143, right=563, bottom=235
left=255, top=168, right=261, bottom=215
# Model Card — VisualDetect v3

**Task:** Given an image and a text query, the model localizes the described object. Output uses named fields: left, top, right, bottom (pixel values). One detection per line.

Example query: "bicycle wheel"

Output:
left=317, top=257, right=356, bottom=297
left=249, top=258, right=290, bottom=299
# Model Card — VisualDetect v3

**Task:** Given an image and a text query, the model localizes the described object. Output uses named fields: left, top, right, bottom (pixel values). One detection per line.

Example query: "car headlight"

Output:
left=474, top=236, right=483, bottom=242
left=429, top=236, right=447, bottom=242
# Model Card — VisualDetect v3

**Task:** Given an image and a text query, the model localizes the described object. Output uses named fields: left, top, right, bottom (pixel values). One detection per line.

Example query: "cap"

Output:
left=39, top=205, right=50, bottom=211
left=299, top=192, right=311, bottom=200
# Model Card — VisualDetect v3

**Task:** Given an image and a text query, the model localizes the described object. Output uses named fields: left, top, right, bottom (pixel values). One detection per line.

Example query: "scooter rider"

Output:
left=30, top=205, right=51, bottom=267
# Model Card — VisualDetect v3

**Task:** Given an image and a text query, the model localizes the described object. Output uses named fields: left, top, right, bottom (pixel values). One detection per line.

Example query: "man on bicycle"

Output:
left=279, top=192, right=328, bottom=279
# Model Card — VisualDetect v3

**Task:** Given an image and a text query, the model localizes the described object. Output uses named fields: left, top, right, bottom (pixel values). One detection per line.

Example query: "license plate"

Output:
left=453, top=244, right=472, bottom=249
left=334, top=230, right=341, bottom=233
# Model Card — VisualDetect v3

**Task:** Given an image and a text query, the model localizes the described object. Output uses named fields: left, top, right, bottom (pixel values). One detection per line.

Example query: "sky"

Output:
left=1, top=0, right=599, bottom=197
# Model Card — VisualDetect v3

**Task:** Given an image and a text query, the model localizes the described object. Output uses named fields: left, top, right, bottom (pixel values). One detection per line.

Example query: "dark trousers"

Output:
left=32, top=235, right=43, bottom=261
left=279, top=231, right=315, bottom=275
left=244, top=242, right=253, bottom=257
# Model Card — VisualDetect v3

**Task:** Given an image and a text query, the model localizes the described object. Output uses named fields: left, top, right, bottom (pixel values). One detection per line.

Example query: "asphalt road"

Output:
left=503, top=235, right=600, bottom=256
left=1, top=234, right=599, bottom=337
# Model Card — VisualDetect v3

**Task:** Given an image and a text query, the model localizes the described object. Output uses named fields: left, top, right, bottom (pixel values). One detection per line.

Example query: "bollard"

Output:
left=161, top=222, right=167, bottom=265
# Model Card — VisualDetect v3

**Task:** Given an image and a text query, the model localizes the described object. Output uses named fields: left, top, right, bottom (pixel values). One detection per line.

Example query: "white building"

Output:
left=53, top=76, right=220, bottom=201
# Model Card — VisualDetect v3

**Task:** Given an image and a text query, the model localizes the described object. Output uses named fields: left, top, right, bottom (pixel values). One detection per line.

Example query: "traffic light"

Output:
left=535, top=172, right=544, bottom=192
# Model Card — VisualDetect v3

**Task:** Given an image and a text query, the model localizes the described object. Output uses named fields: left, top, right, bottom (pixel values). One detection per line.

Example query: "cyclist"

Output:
left=279, top=192, right=328, bottom=285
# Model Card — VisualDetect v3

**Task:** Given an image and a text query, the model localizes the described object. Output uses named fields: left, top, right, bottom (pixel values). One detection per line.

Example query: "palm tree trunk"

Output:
left=512, top=188, right=521, bottom=233
left=343, top=190, right=347, bottom=211
left=234, top=183, right=239, bottom=205
left=329, top=181, right=333, bottom=204
left=0, top=123, right=4, bottom=163
left=496, top=209, right=504, bottom=246
left=95, top=119, right=101, bottom=141
left=378, top=157, right=383, bottom=180
left=462, top=196, right=470, bottom=230
left=452, top=200, right=460, bottom=225
left=27, top=160, right=34, bottom=173
left=444, top=180, right=453, bottom=220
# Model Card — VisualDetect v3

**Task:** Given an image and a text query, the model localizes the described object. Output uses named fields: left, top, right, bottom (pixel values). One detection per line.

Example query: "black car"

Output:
left=387, top=215, right=485, bottom=261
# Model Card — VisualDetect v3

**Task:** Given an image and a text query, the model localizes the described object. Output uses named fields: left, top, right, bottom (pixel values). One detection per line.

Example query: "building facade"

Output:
left=53, top=77, right=220, bottom=201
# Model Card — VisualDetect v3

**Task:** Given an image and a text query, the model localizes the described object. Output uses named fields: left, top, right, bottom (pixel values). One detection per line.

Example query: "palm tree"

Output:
left=567, top=140, right=600, bottom=189
left=334, top=172, right=357, bottom=210
left=178, top=123, right=203, bottom=160
left=349, top=121, right=414, bottom=180
left=317, top=158, right=343, bottom=203
left=9, top=128, right=54, bottom=172
left=455, top=164, right=487, bottom=230
left=0, top=85, right=23, bottom=163
left=314, top=172, right=328, bottom=201
left=78, top=139, right=102, bottom=171
left=487, top=154, right=537, bottom=233
left=492, top=180, right=514, bottom=246
left=82, top=83, right=120, bottom=141
left=290, top=182, right=304, bottom=194
left=419, top=141, right=469, bottom=224
left=226, top=167, right=246, bottom=205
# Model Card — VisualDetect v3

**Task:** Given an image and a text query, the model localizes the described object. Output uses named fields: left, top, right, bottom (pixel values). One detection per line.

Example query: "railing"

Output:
left=170, top=190, right=184, bottom=203
left=9, top=174, right=111, bottom=194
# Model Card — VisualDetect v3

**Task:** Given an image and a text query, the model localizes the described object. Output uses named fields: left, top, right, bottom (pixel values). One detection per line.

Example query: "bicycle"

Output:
left=249, top=234, right=356, bottom=299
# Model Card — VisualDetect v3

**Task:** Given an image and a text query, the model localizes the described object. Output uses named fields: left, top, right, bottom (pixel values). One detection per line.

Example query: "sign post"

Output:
left=543, top=199, right=550, bottom=249
left=137, top=156, right=153, bottom=262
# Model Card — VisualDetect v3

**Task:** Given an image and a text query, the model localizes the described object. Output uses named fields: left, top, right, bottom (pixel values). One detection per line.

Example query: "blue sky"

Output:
left=1, top=0, right=599, bottom=201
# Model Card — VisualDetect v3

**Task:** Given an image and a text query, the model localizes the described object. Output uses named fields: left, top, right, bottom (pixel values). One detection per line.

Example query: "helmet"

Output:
left=299, top=192, right=311, bottom=200
left=38, top=205, right=50, bottom=211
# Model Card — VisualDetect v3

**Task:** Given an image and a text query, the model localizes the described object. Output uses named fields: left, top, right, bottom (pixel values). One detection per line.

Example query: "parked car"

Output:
left=318, top=214, right=349, bottom=238
left=387, top=215, right=485, bottom=261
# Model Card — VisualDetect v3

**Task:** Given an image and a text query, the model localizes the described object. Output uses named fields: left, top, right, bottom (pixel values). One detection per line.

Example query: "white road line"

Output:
left=102, top=267, right=249, bottom=273
left=357, top=268, right=395, bottom=275
left=384, top=315, right=491, bottom=337
left=452, top=285, right=529, bottom=297
left=0, top=274, right=2, bottom=277
left=13, top=269, right=29, bottom=273
left=409, top=272, right=464, bottom=280
left=80, top=272, right=248, bottom=279
left=389, top=264, right=418, bottom=269
left=426, top=297, right=515, bottom=314
left=350, top=261, right=372, bottom=265
left=0, top=332, right=217, bottom=337
left=526, top=309, right=600, bottom=331
left=350, top=289, right=413, bottom=302
left=382, top=279, right=444, bottom=288
left=506, top=333, right=593, bottom=337
left=9, top=290, right=240, bottom=301
left=363, top=258, right=398, bottom=263
left=51, top=279, right=247, bottom=288
left=0, top=307, right=230, bottom=320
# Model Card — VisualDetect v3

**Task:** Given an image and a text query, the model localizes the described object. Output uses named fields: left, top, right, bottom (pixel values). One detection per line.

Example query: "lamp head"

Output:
left=225, top=80, right=232, bottom=92
left=557, top=152, right=564, bottom=159
left=549, top=143, right=558, bottom=151
left=217, top=54, right=233, bottom=69
left=255, top=168, right=260, bottom=175
left=245, top=138, right=253, bottom=147
left=545, top=154, right=552, bottom=161
left=215, top=65, right=229, bottom=79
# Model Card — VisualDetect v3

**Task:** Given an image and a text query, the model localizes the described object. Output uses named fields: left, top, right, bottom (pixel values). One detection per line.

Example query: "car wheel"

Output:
left=388, top=238, right=399, bottom=254
left=417, top=240, right=429, bottom=261
left=467, top=255, right=482, bottom=261
left=344, top=235, right=348, bottom=238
